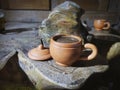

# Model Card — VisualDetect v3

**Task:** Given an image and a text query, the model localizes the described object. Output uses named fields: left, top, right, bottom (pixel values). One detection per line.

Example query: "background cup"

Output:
left=94, top=19, right=110, bottom=31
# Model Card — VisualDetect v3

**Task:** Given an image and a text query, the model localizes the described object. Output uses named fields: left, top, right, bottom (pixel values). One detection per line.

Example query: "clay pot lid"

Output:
left=28, top=44, right=51, bottom=60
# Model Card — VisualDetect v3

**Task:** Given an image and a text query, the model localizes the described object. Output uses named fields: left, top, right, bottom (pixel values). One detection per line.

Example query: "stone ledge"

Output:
left=0, top=26, right=109, bottom=90
left=17, top=48, right=108, bottom=90
left=0, top=50, right=16, bottom=70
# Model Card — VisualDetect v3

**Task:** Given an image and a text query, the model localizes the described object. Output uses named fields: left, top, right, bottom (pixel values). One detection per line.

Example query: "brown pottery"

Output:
left=94, top=19, right=110, bottom=31
left=28, top=44, right=51, bottom=60
left=50, top=34, right=98, bottom=66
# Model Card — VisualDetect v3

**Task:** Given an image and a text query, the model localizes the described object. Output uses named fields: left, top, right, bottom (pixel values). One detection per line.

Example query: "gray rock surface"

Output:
left=0, top=27, right=40, bottom=70
left=107, top=42, right=120, bottom=60
left=18, top=48, right=108, bottom=89
left=39, top=1, right=84, bottom=45
left=0, top=26, right=108, bottom=90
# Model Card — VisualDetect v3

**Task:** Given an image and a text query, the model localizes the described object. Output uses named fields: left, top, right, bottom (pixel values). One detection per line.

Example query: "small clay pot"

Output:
left=28, top=44, right=51, bottom=60
left=50, top=34, right=98, bottom=66
left=94, top=19, right=110, bottom=31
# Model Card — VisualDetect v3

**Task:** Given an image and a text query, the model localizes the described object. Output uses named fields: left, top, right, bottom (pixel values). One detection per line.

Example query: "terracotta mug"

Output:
left=94, top=19, right=110, bottom=31
left=50, top=34, right=98, bottom=66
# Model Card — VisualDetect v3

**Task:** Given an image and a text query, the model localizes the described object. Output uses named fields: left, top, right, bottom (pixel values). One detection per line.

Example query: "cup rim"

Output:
left=94, top=19, right=106, bottom=21
left=50, top=34, right=82, bottom=48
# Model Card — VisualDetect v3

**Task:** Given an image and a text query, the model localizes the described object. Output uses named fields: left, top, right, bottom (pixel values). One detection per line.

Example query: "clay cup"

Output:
left=50, top=35, right=98, bottom=66
left=94, top=19, right=110, bottom=31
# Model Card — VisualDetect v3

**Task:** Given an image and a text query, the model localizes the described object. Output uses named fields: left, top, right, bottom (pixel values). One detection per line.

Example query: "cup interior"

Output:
left=53, top=35, right=81, bottom=43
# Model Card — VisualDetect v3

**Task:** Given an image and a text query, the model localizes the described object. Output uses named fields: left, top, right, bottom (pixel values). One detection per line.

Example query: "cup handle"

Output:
left=103, top=22, right=110, bottom=30
left=79, top=43, right=98, bottom=60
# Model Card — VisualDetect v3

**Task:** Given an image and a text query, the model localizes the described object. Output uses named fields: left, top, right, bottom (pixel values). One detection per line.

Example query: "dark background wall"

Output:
left=0, top=0, right=120, bottom=24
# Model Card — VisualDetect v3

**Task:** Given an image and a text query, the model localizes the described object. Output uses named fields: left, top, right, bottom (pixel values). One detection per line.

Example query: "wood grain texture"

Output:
left=2, top=0, right=50, bottom=10
left=51, top=0, right=109, bottom=11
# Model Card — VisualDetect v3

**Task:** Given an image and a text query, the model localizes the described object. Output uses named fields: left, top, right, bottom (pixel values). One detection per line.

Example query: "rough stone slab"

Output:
left=0, top=34, right=16, bottom=70
left=0, top=27, right=39, bottom=70
left=18, top=52, right=63, bottom=90
left=0, top=50, right=16, bottom=70
left=18, top=47, right=108, bottom=89
left=0, top=25, right=109, bottom=89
